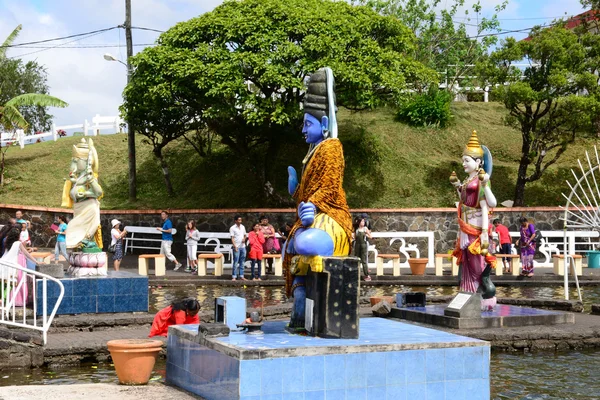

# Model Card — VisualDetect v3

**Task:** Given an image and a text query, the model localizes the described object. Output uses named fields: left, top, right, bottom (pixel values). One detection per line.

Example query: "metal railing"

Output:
left=0, top=259, right=64, bottom=344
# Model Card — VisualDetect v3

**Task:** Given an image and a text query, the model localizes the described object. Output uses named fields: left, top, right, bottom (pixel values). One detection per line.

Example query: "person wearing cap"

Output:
left=53, top=215, right=69, bottom=263
left=110, top=219, right=127, bottom=271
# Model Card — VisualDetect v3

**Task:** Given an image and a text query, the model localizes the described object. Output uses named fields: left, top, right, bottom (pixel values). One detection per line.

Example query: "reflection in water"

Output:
left=1, top=339, right=599, bottom=400
left=150, top=284, right=600, bottom=313
left=0, top=359, right=166, bottom=387
left=491, top=350, right=600, bottom=399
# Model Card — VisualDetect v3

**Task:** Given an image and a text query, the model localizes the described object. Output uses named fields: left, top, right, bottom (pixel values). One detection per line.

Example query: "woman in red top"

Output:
left=248, top=223, right=265, bottom=281
left=149, top=298, right=200, bottom=337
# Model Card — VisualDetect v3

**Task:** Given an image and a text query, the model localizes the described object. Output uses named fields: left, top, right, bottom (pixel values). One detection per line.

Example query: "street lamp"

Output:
left=103, top=52, right=137, bottom=202
left=103, top=53, right=127, bottom=67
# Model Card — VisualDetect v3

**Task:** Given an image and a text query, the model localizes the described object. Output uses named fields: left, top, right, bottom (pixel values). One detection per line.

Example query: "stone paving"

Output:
left=0, top=383, right=201, bottom=400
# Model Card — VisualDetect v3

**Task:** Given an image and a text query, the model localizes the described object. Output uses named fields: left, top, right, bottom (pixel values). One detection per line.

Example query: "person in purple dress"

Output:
left=517, top=217, right=536, bottom=277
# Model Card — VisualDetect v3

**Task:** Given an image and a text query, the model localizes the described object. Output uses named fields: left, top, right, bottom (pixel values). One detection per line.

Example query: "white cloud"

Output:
left=0, top=0, right=224, bottom=128
left=0, top=0, right=580, bottom=129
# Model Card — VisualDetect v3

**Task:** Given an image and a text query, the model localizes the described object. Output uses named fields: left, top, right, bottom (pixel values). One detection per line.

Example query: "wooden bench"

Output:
left=124, top=226, right=177, bottom=255
left=376, top=254, right=401, bottom=276
left=434, top=253, right=458, bottom=276
left=138, top=254, right=166, bottom=276
left=197, top=253, right=224, bottom=276
left=493, top=254, right=521, bottom=276
left=263, top=254, right=282, bottom=276
left=553, top=254, right=583, bottom=276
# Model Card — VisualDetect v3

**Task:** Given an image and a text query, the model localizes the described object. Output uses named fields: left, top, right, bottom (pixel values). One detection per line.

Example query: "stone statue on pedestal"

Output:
left=282, top=67, right=354, bottom=331
left=61, top=138, right=107, bottom=274
left=450, top=131, right=497, bottom=310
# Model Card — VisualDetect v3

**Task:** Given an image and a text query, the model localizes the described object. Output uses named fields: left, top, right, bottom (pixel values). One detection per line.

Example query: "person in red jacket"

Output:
left=493, top=219, right=513, bottom=273
left=248, top=223, right=265, bottom=281
left=149, top=298, right=200, bottom=337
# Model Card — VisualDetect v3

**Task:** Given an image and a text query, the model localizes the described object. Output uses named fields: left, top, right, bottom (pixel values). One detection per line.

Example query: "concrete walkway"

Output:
left=0, top=383, right=201, bottom=400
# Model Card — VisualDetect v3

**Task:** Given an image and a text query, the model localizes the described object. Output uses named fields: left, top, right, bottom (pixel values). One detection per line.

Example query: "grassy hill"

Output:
left=1, top=102, right=595, bottom=210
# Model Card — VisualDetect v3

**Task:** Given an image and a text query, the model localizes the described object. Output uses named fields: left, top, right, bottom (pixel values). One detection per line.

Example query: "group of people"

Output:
left=229, top=215, right=290, bottom=281
left=493, top=217, right=537, bottom=277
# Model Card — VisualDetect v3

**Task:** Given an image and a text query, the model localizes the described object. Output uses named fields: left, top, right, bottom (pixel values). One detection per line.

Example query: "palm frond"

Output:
left=0, top=25, right=22, bottom=59
left=5, top=93, right=68, bottom=108
left=0, top=104, right=28, bottom=130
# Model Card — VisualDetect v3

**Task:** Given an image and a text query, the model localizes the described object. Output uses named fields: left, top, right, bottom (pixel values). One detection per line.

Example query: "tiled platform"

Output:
left=167, top=318, right=490, bottom=400
left=36, top=271, right=148, bottom=315
left=390, top=304, right=575, bottom=329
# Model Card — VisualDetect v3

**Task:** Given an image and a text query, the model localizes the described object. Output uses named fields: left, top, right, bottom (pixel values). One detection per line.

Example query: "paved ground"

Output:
left=44, top=326, right=165, bottom=355
left=0, top=383, right=202, bottom=400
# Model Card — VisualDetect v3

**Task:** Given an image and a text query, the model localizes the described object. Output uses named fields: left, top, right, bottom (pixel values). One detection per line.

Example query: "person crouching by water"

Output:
left=149, top=298, right=201, bottom=337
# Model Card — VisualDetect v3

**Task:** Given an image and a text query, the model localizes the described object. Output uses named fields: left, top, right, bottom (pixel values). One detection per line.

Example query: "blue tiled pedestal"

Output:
left=167, top=318, right=490, bottom=400
left=36, top=271, right=148, bottom=315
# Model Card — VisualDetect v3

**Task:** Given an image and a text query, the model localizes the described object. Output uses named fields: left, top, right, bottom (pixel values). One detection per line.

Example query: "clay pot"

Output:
left=107, top=339, right=163, bottom=385
left=370, top=296, right=394, bottom=307
left=408, top=258, right=428, bottom=275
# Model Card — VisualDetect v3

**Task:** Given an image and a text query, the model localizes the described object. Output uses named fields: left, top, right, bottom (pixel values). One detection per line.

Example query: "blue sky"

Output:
left=0, top=0, right=587, bottom=126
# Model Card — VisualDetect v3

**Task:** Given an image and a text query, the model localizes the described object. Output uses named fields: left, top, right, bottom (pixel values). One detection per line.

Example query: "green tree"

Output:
left=477, top=25, right=599, bottom=206
left=354, top=0, right=508, bottom=92
left=0, top=25, right=68, bottom=186
left=0, top=58, right=54, bottom=134
left=122, top=0, right=435, bottom=202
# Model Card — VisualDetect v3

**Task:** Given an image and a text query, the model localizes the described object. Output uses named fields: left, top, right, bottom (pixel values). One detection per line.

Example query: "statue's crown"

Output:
left=463, top=130, right=483, bottom=159
left=73, top=138, right=91, bottom=158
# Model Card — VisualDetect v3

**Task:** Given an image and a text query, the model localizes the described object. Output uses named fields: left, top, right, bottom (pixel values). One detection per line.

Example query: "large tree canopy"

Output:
left=477, top=24, right=599, bottom=206
left=122, top=0, right=436, bottom=201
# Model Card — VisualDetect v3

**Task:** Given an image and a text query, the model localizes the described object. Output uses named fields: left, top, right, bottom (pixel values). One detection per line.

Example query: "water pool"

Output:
left=2, top=352, right=599, bottom=399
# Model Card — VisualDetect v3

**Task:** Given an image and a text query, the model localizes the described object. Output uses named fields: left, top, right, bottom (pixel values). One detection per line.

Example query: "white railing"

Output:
left=368, top=231, right=435, bottom=269
left=0, top=259, right=64, bottom=345
left=506, top=230, right=599, bottom=267
left=0, top=114, right=124, bottom=149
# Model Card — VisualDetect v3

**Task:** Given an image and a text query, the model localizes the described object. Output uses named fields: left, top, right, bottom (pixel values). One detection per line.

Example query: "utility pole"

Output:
left=125, top=0, right=137, bottom=201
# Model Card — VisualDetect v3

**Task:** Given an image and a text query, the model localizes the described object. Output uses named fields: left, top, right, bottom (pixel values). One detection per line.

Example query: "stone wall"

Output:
left=0, top=328, right=43, bottom=370
left=0, top=204, right=567, bottom=257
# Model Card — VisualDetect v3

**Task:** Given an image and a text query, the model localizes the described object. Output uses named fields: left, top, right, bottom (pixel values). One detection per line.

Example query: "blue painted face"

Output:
left=302, top=113, right=328, bottom=144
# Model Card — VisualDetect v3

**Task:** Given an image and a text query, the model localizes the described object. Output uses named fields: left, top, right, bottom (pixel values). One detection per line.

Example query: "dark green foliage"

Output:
left=396, top=87, right=452, bottom=128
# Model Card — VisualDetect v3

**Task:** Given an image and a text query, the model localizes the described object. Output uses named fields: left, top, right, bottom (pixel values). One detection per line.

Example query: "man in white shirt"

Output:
left=229, top=216, right=247, bottom=281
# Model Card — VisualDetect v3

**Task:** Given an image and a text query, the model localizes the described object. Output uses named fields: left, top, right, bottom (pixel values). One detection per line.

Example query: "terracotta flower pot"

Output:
left=408, top=258, right=428, bottom=275
left=107, top=339, right=163, bottom=385
left=370, top=296, right=394, bottom=307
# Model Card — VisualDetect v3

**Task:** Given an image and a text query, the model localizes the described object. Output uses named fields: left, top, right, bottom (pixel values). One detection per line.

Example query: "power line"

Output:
left=131, top=26, right=164, bottom=33
left=8, top=29, right=120, bottom=58
left=0, top=26, right=119, bottom=49
left=9, top=43, right=156, bottom=49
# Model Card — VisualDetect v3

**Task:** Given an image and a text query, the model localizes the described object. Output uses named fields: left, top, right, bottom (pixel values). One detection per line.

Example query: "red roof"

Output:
left=522, top=10, right=599, bottom=41
left=564, top=9, right=600, bottom=30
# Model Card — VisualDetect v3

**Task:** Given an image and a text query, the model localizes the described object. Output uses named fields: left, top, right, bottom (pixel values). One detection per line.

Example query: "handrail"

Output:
left=0, top=259, right=64, bottom=344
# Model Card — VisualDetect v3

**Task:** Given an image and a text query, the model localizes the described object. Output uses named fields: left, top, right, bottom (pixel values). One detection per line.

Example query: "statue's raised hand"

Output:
left=288, top=166, right=299, bottom=196
left=298, top=201, right=316, bottom=227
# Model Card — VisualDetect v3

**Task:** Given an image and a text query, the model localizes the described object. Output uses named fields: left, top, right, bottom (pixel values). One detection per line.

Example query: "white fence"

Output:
left=0, top=114, right=124, bottom=149
left=0, top=259, right=64, bottom=344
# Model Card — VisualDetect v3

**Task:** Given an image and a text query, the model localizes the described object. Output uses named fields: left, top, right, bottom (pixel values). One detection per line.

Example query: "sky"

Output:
left=0, top=0, right=588, bottom=128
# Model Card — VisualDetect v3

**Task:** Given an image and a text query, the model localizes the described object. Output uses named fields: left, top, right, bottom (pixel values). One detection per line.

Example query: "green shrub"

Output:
left=396, top=87, right=453, bottom=128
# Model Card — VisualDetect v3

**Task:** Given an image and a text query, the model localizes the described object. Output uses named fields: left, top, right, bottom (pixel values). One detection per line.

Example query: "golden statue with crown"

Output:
left=449, top=130, right=498, bottom=311
left=61, top=138, right=104, bottom=253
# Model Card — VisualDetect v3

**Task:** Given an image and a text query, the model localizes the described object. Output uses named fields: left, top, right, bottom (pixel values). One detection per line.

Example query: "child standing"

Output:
left=248, top=223, right=265, bottom=281
left=19, top=223, right=31, bottom=247
left=185, top=220, right=201, bottom=273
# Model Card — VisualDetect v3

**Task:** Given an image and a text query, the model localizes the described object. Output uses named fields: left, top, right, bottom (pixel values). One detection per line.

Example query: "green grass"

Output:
left=1, top=102, right=595, bottom=209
